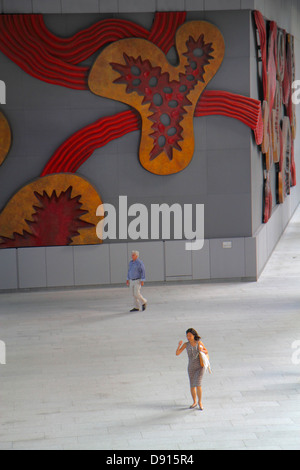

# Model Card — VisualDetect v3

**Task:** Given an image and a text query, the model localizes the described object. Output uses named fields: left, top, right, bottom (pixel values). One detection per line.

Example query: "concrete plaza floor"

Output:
left=0, top=208, right=299, bottom=450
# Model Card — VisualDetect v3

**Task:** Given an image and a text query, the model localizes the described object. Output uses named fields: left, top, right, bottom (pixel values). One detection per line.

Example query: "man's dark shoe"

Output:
left=142, top=303, right=147, bottom=311
left=130, top=308, right=139, bottom=312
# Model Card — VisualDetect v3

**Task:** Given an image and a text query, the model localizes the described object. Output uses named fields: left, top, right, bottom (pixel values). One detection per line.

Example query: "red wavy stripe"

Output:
left=195, top=91, right=263, bottom=142
left=196, top=100, right=260, bottom=126
left=41, top=111, right=141, bottom=175
left=14, top=15, right=86, bottom=78
left=29, top=15, right=150, bottom=64
left=148, top=11, right=186, bottom=53
left=65, top=119, right=141, bottom=173
left=253, top=11, right=268, bottom=101
left=0, top=15, right=88, bottom=89
left=0, top=13, right=185, bottom=90
left=41, top=92, right=262, bottom=176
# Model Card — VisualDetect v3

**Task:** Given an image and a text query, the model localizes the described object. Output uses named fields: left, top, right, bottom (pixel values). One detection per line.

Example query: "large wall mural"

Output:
left=0, top=11, right=296, bottom=248
left=254, top=11, right=297, bottom=222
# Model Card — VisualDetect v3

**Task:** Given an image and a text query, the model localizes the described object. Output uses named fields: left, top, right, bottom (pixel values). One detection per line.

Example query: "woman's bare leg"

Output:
left=197, top=386, right=203, bottom=410
left=190, top=387, right=197, bottom=407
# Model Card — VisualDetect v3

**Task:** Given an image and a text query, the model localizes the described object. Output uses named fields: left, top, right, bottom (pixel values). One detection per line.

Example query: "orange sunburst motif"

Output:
left=0, top=174, right=103, bottom=248
left=0, top=187, right=94, bottom=248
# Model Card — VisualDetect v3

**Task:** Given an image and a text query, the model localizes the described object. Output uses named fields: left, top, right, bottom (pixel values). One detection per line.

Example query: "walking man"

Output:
left=126, top=250, right=147, bottom=312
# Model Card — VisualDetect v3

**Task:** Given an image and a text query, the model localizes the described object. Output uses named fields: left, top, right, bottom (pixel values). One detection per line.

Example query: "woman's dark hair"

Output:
left=186, top=328, right=201, bottom=341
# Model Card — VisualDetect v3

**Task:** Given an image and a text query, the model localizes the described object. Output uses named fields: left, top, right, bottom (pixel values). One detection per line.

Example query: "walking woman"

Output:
left=176, top=328, right=209, bottom=410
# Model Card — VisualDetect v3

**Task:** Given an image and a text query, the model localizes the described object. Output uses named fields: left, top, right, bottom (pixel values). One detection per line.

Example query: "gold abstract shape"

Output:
left=0, top=173, right=102, bottom=246
left=89, top=21, right=225, bottom=175
left=0, top=111, right=11, bottom=166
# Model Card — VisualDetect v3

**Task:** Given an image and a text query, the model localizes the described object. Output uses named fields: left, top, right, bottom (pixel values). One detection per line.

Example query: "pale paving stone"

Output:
left=0, top=207, right=299, bottom=450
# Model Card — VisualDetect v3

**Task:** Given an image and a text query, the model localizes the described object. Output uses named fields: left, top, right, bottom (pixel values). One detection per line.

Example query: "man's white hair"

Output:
left=132, top=250, right=139, bottom=257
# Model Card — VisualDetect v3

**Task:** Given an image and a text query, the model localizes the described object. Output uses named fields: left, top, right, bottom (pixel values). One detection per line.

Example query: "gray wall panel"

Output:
left=192, top=240, right=210, bottom=280
left=186, top=0, right=204, bottom=11
left=18, top=247, right=47, bottom=289
left=32, top=0, right=62, bottom=14
left=210, top=238, right=245, bottom=279
left=61, top=0, right=99, bottom=14
left=120, top=0, right=156, bottom=12
left=165, top=240, right=192, bottom=278
left=207, top=148, right=251, bottom=196
left=206, top=193, right=252, bottom=238
left=206, top=117, right=250, bottom=151
left=45, top=246, right=74, bottom=288
left=2, top=0, right=32, bottom=13
left=0, top=249, right=18, bottom=290
left=256, top=224, right=267, bottom=276
left=203, top=10, right=251, bottom=59
left=245, top=237, right=257, bottom=279
left=204, top=0, right=241, bottom=10
left=100, top=0, right=118, bottom=13
left=266, top=205, right=284, bottom=259
left=73, top=245, right=110, bottom=286
left=110, top=243, right=128, bottom=284
left=241, top=0, right=255, bottom=8
left=207, top=56, right=250, bottom=96
left=156, top=0, right=184, bottom=11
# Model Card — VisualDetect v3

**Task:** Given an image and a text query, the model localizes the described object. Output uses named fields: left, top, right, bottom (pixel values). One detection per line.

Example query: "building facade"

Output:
left=0, top=0, right=299, bottom=290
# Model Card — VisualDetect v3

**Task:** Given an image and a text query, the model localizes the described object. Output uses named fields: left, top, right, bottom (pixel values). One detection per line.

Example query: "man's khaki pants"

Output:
left=130, top=279, right=147, bottom=310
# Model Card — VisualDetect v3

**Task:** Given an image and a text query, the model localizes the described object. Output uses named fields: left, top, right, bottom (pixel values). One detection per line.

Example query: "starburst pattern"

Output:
left=110, top=34, right=214, bottom=161
left=0, top=187, right=94, bottom=248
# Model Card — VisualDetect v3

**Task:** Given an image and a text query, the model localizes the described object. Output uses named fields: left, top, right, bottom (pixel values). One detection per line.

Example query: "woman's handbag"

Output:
left=198, top=342, right=212, bottom=373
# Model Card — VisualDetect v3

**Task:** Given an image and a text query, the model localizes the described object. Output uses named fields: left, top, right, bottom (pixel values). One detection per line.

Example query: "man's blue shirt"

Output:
left=127, top=258, right=146, bottom=281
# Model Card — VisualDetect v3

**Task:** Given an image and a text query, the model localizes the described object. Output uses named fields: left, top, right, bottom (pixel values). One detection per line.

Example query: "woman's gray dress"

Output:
left=186, top=341, right=204, bottom=387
